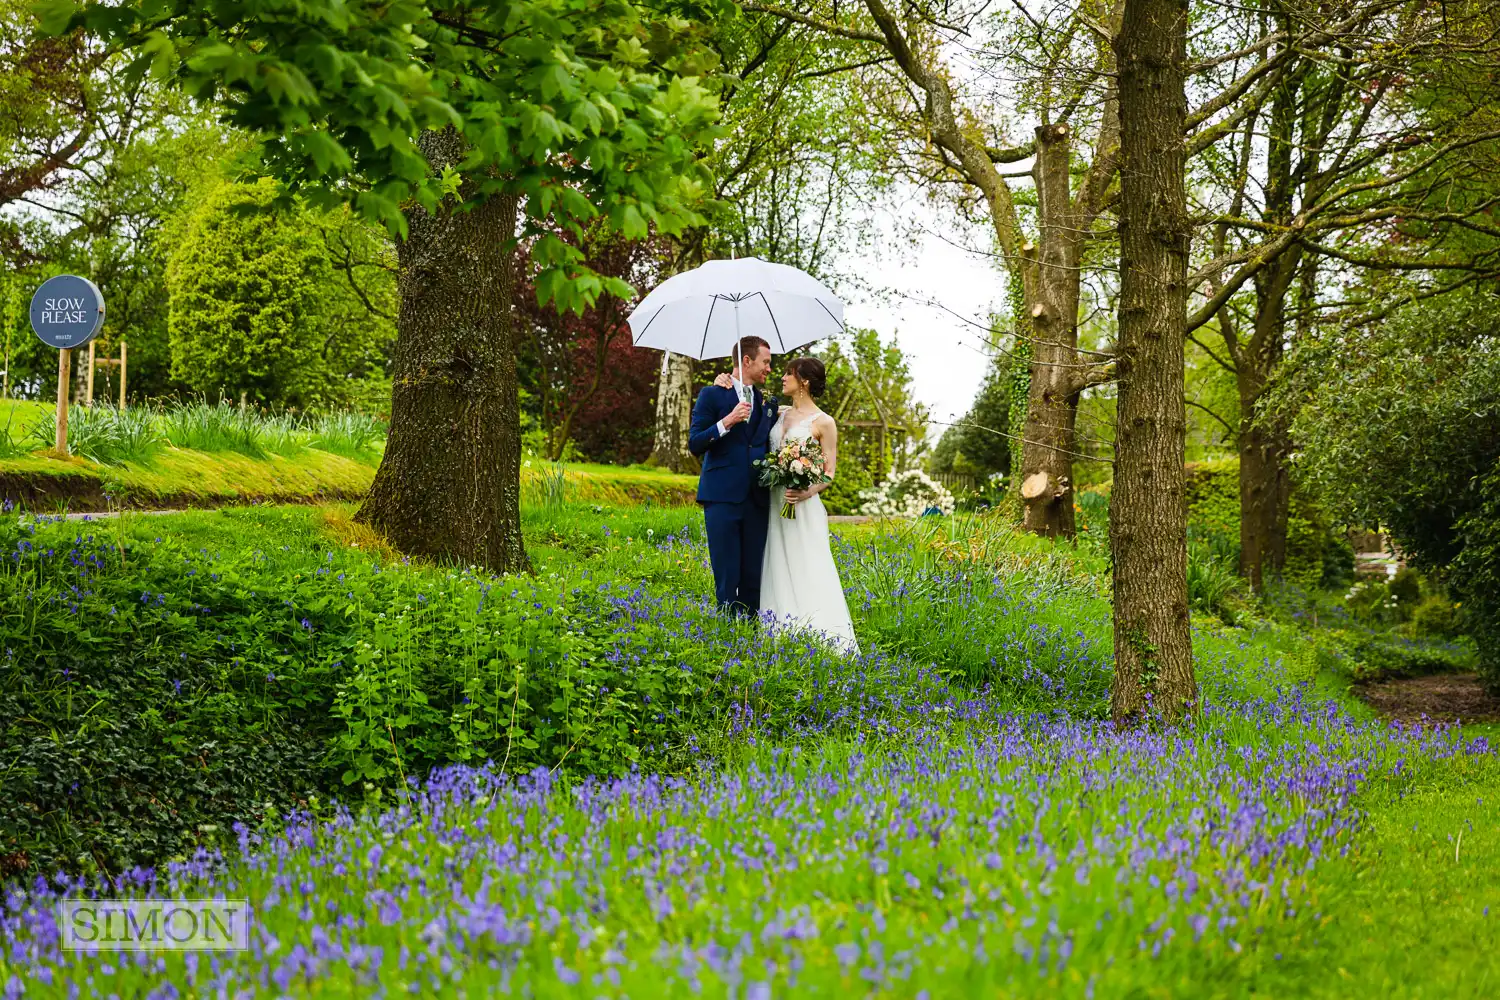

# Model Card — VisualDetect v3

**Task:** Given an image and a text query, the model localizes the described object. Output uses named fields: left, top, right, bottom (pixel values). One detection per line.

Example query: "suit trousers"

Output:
left=703, top=498, right=769, bottom=617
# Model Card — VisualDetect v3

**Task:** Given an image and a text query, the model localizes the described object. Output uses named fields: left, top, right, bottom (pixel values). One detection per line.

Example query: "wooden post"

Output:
left=119, top=341, right=127, bottom=409
left=86, top=340, right=96, bottom=406
left=55, top=348, right=71, bottom=453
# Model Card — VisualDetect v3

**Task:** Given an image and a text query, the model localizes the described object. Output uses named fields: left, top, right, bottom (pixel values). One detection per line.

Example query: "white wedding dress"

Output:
left=760, top=409, right=860, bottom=653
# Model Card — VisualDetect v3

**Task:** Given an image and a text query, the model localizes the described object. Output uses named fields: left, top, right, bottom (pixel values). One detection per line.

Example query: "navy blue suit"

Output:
left=689, top=383, right=778, bottom=616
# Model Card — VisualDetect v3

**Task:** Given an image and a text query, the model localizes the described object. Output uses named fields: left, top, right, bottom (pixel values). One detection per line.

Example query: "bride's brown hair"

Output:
left=786, top=356, right=827, bottom=398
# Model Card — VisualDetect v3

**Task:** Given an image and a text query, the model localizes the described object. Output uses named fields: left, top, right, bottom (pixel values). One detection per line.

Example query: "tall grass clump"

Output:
left=1188, top=538, right=1247, bottom=624
left=255, top=413, right=311, bottom=456
left=522, top=461, right=571, bottom=514
left=59, top=404, right=166, bottom=465
left=308, top=409, right=386, bottom=457
left=160, top=399, right=273, bottom=457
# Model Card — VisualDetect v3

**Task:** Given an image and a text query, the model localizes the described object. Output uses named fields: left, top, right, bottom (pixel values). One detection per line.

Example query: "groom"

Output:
left=689, top=336, right=777, bottom=618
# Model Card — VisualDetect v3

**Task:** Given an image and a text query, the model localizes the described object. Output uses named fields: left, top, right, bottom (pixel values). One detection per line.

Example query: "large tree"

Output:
left=60, top=0, right=719, bottom=572
left=1109, top=0, right=1196, bottom=723
left=740, top=0, right=1313, bottom=538
left=1188, top=0, right=1500, bottom=590
left=0, top=0, right=108, bottom=257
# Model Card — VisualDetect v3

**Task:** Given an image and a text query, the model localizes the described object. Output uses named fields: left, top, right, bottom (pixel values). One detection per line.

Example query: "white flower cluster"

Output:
left=857, top=469, right=956, bottom=518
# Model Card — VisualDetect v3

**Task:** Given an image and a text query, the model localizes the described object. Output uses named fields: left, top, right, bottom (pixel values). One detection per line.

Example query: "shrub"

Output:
left=1344, top=579, right=1401, bottom=626
left=1342, top=631, right=1477, bottom=680
left=1321, top=531, right=1357, bottom=590
left=1389, top=566, right=1423, bottom=610
left=857, top=469, right=955, bottom=517
left=1182, top=457, right=1348, bottom=588
left=1408, top=595, right=1465, bottom=639
left=819, top=451, right=875, bottom=515
left=1451, top=459, right=1500, bottom=689
left=166, top=180, right=394, bottom=408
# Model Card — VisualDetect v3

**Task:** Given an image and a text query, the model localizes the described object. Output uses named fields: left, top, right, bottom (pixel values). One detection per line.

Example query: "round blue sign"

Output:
left=29, top=275, right=105, bottom=349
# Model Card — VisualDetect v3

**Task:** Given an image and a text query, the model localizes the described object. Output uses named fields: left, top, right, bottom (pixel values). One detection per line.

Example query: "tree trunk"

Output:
left=1237, top=252, right=1297, bottom=591
left=1110, top=0, right=1197, bottom=724
left=1018, top=124, right=1085, bottom=537
left=1238, top=54, right=1300, bottom=591
left=356, top=129, right=528, bottom=574
left=646, top=349, right=699, bottom=473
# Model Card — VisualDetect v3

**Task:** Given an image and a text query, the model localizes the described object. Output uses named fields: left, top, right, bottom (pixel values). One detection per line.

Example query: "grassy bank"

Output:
left=0, top=399, right=698, bottom=511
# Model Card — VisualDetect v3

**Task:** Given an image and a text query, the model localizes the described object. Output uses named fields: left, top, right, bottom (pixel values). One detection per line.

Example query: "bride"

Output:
left=715, top=357, right=860, bottom=653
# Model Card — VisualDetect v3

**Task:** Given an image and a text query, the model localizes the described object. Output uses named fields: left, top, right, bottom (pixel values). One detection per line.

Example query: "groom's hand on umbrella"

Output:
left=723, top=401, right=752, bottom=427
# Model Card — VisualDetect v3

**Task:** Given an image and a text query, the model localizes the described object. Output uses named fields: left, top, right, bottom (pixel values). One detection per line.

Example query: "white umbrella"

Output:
left=627, top=258, right=845, bottom=372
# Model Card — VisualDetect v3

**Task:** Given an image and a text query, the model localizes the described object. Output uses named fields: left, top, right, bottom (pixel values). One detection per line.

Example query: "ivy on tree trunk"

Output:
left=356, top=129, right=528, bottom=575
left=1110, top=0, right=1197, bottom=724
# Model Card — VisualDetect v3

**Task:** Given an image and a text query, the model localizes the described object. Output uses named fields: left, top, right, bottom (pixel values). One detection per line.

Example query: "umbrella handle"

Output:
left=735, top=302, right=746, bottom=403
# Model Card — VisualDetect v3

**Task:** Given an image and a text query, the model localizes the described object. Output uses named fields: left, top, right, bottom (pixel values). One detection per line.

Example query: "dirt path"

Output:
left=1353, top=673, right=1500, bottom=725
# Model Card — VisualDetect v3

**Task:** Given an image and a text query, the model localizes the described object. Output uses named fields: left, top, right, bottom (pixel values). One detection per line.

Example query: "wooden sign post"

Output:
left=86, top=340, right=128, bottom=408
left=55, top=347, right=71, bottom=452
left=29, top=275, right=105, bottom=455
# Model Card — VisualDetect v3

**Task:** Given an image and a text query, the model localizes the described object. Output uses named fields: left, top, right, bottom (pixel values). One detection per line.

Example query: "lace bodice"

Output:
left=771, top=409, right=821, bottom=451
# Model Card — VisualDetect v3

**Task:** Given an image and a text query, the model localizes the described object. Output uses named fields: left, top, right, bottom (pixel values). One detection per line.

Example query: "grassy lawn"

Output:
left=0, top=500, right=1494, bottom=996
left=1207, top=748, right=1500, bottom=997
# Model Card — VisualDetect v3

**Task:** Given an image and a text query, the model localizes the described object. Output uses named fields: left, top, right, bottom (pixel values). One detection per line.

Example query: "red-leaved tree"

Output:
left=515, top=230, right=670, bottom=463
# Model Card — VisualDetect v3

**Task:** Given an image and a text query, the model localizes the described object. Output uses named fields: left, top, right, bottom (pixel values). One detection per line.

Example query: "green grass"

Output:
left=0, top=498, right=1494, bottom=996
left=0, top=399, right=700, bottom=511
left=1211, top=748, right=1500, bottom=997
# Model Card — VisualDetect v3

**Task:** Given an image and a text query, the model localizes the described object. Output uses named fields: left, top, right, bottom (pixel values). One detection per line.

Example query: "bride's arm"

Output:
left=785, top=416, right=837, bottom=502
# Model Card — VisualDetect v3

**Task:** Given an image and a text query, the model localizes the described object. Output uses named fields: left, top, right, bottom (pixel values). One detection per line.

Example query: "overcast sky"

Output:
left=828, top=200, right=1012, bottom=437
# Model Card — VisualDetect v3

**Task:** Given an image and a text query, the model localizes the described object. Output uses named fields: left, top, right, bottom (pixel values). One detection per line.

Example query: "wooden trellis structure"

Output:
left=830, top=369, right=920, bottom=483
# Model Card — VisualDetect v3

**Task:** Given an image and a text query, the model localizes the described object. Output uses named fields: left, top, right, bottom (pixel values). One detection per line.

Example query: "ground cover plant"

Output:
left=0, top=497, right=1496, bottom=995
left=3, top=700, right=1489, bottom=998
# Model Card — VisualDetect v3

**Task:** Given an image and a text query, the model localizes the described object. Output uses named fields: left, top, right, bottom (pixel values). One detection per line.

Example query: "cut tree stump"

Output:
left=1021, top=471, right=1050, bottom=500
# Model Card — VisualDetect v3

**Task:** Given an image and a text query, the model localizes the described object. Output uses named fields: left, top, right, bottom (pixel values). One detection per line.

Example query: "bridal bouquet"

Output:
left=754, top=436, right=832, bottom=519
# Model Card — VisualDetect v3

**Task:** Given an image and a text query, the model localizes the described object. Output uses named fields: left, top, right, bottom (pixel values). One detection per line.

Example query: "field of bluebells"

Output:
left=1, top=497, right=1497, bottom=995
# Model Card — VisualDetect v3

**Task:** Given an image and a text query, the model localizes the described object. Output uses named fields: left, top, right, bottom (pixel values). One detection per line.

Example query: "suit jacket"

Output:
left=689, top=384, right=778, bottom=505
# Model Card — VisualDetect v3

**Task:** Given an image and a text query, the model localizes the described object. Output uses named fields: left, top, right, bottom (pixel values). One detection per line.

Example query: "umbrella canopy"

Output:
left=626, top=257, right=844, bottom=361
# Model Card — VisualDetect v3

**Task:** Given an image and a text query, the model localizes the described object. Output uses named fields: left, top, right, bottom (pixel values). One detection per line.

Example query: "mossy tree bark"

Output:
left=356, top=129, right=528, bottom=574
left=1110, top=0, right=1197, bottom=724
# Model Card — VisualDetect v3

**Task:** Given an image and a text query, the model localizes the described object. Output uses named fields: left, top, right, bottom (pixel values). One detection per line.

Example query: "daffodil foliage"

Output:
left=42, top=0, right=725, bottom=312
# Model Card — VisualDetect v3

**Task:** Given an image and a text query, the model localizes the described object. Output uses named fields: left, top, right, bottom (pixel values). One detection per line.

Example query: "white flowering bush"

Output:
left=857, top=469, right=956, bottom=517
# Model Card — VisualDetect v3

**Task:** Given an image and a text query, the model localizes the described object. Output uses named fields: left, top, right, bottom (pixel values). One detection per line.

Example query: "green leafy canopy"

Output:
left=39, top=0, right=726, bottom=313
